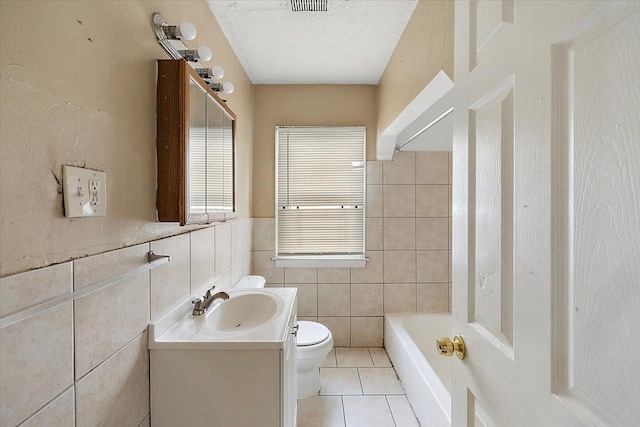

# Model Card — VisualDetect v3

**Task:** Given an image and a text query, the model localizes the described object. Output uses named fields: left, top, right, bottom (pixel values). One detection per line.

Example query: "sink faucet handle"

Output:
left=191, top=297, right=205, bottom=316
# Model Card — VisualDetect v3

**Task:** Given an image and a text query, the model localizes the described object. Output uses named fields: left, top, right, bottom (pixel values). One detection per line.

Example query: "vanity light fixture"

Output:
left=179, top=46, right=213, bottom=63
left=196, top=67, right=234, bottom=94
left=195, top=65, right=224, bottom=80
left=208, top=81, right=235, bottom=94
left=161, top=21, right=197, bottom=41
left=153, top=12, right=234, bottom=93
left=152, top=13, right=211, bottom=62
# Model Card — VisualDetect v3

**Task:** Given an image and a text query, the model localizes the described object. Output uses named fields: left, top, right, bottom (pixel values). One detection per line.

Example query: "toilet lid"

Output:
left=297, top=321, right=330, bottom=346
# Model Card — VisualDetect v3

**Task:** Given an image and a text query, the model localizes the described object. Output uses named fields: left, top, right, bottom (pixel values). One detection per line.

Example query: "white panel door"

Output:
left=452, top=1, right=640, bottom=426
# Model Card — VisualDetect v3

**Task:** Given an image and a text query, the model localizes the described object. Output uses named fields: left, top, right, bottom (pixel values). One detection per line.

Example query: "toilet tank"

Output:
left=234, top=275, right=266, bottom=289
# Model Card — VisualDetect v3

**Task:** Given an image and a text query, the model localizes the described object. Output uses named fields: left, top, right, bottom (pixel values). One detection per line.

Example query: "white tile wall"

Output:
left=416, top=217, right=449, bottom=250
left=383, top=151, right=416, bottom=184
left=365, top=217, right=383, bottom=250
left=231, top=258, right=244, bottom=285
left=75, top=332, right=149, bottom=427
left=150, top=234, right=191, bottom=321
left=74, top=244, right=148, bottom=290
left=383, top=185, right=416, bottom=217
left=318, top=268, right=351, bottom=284
left=74, top=272, right=150, bottom=378
left=318, top=283, right=350, bottom=316
left=416, top=151, right=449, bottom=184
left=0, top=218, right=253, bottom=425
left=365, top=185, right=383, bottom=218
left=231, top=219, right=252, bottom=264
left=217, top=266, right=233, bottom=289
left=251, top=153, right=452, bottom=347
left=351, top=317, right=383, bottom=347
left=285, top=267, right=318, bottom=284
left=383, top=251, right=417, bottom=283
left=416, top=185, right=449, bottom=217
left=417, top=250, right=449, bottom=282
left=319, top=316, right=351, bottom=347
left=0, top=262, right=72, bottom=317
left=190, top=227, right=215, bottom=293
left=383, top=218, right=416, bottom=250
left=417, top=283, right=449, bottom=312
left=252, top=249, right=284, bottom=284
left=350, top=284, right=383, bottom=316
left=350, top=251, right=383, bottom=284
left=383, top=284, right=417, bottom=313
left=20, top=387, right=75, bottom=427
left=0, top=303, right=73, bottom=426
left=294, top=283, right=318, bottom=317
left=214, top=222, right=232, bottom=274
left=366, top=160, right=383, bottom=184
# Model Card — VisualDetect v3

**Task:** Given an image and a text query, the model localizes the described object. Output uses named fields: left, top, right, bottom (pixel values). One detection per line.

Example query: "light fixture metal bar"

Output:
left=152, top=12, right=184, bottom=60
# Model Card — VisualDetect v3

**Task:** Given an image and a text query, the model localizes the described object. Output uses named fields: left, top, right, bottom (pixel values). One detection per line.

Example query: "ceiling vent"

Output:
left=290, top=0, right=328, bottom=12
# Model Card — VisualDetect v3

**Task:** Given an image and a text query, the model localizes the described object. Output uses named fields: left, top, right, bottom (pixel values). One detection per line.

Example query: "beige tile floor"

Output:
left=297, top=347, right=420, bottom=427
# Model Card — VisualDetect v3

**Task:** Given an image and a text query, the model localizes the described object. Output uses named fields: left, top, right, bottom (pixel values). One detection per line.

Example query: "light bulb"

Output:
left=177, top=22, right=197, bottom=41
left=211, top=65, right=224, bottom=79
left=197, top=46, right=212, bottom=62
left=222, top=82, right=234, bottom=94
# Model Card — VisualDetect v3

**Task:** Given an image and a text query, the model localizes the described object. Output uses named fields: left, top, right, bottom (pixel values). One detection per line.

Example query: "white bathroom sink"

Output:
left=206, top=293, right=279, bottom=332
left=149, top=287, right=297, bottom=350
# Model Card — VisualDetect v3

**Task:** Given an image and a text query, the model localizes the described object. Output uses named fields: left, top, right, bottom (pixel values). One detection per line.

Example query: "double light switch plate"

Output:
left=62, top=165, right=107, bottom=217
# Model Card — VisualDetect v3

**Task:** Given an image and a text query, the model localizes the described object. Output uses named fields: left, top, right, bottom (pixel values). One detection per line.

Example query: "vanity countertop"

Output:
left=149, top=287, right=297, bottom=351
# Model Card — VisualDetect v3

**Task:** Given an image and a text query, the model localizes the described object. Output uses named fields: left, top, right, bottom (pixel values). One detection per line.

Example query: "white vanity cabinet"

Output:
left=149, top=289, right=297, bottom=427
left=282, top=305, right=298, bottom=426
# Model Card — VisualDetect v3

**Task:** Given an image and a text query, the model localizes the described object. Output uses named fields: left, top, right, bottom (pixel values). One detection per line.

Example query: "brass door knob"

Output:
left=436, top=335, right=465, bottom=360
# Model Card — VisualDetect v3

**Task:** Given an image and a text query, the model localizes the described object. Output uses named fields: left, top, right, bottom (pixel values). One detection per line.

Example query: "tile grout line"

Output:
left=385, top=395, right=399, bottom=427
left=366, top=347, right=375, bottom=367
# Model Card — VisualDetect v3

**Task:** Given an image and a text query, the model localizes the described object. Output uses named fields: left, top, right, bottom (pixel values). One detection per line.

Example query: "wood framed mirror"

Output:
left=156, top=59, right=236, bottom=225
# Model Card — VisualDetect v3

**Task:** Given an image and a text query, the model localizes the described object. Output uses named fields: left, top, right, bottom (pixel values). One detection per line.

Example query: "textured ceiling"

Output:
left=206, top=0, right=418, bottom=84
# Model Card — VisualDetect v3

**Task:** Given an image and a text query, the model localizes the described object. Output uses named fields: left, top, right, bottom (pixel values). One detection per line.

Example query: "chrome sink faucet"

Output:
left=192, top=287, right=230, bottom=316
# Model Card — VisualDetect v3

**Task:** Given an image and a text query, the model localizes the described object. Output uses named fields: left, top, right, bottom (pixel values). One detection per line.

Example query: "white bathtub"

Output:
left=385, top=313, right=451, bottom=427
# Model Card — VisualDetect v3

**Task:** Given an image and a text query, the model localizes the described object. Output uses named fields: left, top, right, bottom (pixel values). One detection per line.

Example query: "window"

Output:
left=275, top=126, right=366, bottom=268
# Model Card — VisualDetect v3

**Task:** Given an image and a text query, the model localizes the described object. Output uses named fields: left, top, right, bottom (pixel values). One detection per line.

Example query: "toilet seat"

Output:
left=297, top=321, right=330, bottom=346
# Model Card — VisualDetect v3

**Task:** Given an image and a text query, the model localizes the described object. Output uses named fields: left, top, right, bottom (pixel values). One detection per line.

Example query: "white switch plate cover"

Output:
left=62, top=165, right=107, bottom=217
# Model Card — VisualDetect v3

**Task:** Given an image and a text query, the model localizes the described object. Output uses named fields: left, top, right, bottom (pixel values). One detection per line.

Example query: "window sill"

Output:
left=274, top=256, right=368, bottom=269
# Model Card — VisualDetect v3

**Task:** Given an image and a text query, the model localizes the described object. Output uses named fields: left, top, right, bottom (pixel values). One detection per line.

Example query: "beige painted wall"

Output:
left=252, top=84, right=377, bottom=218
left=377, top=0, right=454, bottom=136
left=0, top=1, right=252, bottom=276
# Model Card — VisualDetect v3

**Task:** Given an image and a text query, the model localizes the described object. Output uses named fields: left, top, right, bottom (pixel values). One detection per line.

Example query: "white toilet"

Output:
left=296, top=320, right=333, bottom=398
left=233, top=275, right=334, bottom=399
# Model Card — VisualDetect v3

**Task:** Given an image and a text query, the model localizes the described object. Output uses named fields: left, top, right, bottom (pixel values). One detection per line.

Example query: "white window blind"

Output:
left=189, top=126, right=233, bottom=213
left=276, top=126, right=365, bottom=258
